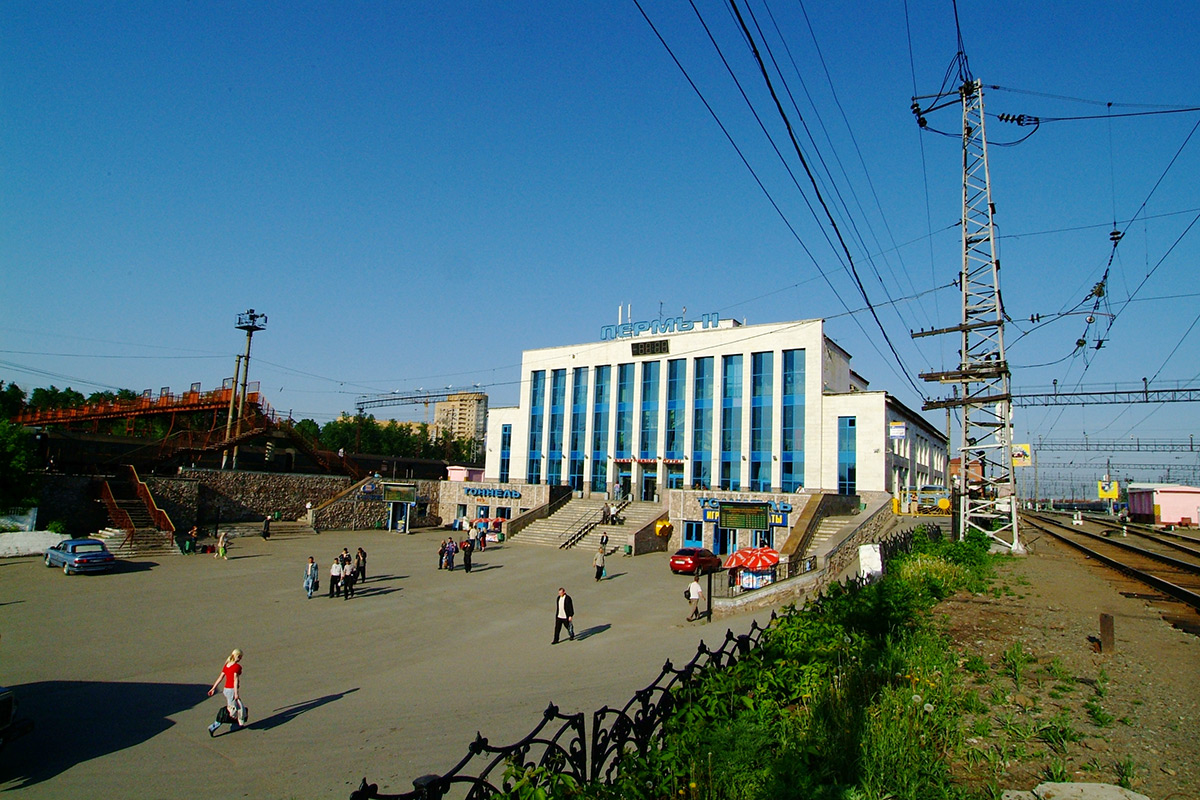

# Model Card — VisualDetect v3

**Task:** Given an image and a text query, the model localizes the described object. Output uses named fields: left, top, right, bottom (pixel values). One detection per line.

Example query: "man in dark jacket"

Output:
left=552, top=587, right=575, bottom=644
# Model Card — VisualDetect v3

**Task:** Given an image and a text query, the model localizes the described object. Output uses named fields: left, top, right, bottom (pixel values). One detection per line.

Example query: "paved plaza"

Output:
left=0, top=528, right=770, bottom=799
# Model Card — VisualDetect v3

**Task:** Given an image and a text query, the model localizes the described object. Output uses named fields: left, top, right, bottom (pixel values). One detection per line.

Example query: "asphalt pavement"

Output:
left=0, top=527, right=769, bottom=799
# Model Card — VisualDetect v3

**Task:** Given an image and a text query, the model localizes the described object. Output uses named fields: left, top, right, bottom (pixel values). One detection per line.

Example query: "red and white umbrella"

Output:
left=723, top=547, right=781, bottom=571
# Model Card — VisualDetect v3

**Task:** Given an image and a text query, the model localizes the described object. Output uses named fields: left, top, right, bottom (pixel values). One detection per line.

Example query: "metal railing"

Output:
left=350, top=614, right=776, bottom=800
left=98, top=480, right=135, bottom=549
left=128, top=465, right=175, bottom=533
left=709, top=556, right=819, bottom=599
left=558, top=499, right=629, bottom=550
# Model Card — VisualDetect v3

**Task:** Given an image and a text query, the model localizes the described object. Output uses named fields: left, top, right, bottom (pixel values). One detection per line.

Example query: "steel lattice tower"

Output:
left=916, top=80, right=1022, bottom=551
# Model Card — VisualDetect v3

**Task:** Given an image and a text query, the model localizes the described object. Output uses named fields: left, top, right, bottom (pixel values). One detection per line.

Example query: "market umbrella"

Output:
left=723, top=547, right=781, bottom=571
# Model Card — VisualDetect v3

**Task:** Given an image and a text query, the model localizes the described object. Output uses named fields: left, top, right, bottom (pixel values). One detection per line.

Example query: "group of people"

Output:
left=598, top=502, right=622, bottom=525
left=319, top=547, right=367, bottom=600
left=437, top=536, right=475, bottom=573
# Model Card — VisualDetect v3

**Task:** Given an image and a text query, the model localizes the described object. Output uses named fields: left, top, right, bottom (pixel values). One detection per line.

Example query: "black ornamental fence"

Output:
left=350, top=524, right=929, bottom=800
left=350, top=616, right=774, bottom=800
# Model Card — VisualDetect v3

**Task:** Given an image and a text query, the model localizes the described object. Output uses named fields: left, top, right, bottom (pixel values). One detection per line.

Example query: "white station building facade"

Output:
left=481, top=313, right=947, bottom=510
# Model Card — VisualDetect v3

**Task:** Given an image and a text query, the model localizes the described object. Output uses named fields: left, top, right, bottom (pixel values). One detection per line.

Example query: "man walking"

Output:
left=552, top=587, right=574, bottom=644
left=686, top=576, right=704, bottom=622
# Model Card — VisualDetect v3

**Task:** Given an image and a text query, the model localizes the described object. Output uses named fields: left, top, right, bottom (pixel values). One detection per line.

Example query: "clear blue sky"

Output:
left=3, top=2, right=1197, bottom=488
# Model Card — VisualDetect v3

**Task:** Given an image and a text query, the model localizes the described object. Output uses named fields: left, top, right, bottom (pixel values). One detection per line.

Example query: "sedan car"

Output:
left=43, top=538, right=117, bottom=575
left=669, top=547, right=723, bottom=575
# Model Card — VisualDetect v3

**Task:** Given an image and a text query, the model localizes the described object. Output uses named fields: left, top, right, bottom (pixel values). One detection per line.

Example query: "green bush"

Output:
left=46, top=520, right=66, bottom=534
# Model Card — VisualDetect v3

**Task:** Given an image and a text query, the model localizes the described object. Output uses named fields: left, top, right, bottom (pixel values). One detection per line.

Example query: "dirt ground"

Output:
left=939, top=530, right=1200, bottom=799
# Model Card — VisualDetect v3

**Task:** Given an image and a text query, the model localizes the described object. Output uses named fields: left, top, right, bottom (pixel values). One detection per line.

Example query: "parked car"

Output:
left=43, top=538, right=117, bottom=575
left=669, top=547, right=723, bottom=575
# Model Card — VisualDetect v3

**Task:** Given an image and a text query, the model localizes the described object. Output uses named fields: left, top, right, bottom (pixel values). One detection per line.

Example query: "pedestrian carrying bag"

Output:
left=683, top=588, right=690, bottom=599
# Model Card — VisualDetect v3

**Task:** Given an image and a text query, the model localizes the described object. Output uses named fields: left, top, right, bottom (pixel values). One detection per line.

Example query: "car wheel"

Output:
left=63, top=563, right=71, bottom=575
left=44, top=555, right=52, bottom=567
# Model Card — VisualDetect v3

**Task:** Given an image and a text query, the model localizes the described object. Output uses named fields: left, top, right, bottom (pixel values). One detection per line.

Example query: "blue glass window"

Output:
left=615, top=364, right=633, bottom=459
left=569, top=367, right=588, bottom=490
left=547, top=369, right=566, bottom=485
left=691, top=357, right=713, bottom=489
left=749, top=352, right=773, bottom=491
left=781, top=349, right=805, bottom=491
left=499, top=424, right=512, bottom=484
left=838, top=416, right=857, bottom=495
left=526, top=371, right=545, bottom=484
left=590, top=365, right=611, bottom=492
left=639, top=361, right=660, bottom=459
left=720, top=354, right=743, bottom=491
left=665, top=359, right=686, bottom=460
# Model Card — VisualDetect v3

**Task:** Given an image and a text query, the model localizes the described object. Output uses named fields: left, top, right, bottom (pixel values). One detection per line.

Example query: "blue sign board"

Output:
left=601, top=312, right=720, bottom=341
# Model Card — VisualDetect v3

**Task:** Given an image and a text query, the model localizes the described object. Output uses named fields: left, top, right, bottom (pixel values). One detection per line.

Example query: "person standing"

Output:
left=355, top=547, right=367, bottom=583
left=206, top=648, right=246, bottom=736
left=592, top=547, right=606, bottom=582
left=303, top=556, right=319, bottom=599
left=686, top=576, right=704, bottom=622
left=341, top=562, right=356, bottom=600
left=445, top=539, right=457, bottom=572
left=261, top=516, right=271, bottom=539
left=461, top=538, right=473, bottom=573
left=599, top=530, right=609, bottom=552
left=552, top=587, right=574, bottom=644
left=438, top=539, right=448, bottom=570
left=329, top=557, right=343, bottom=598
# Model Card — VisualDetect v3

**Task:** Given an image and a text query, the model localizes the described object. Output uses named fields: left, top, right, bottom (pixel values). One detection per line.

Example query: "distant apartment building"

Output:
left=434, top=392, right=488, bottom=444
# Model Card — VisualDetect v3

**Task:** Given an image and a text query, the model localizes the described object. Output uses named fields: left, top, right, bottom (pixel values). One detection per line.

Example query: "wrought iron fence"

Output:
left=709, top=555, right=818, bottom=599
left=350, top=614, right=775, bottom=800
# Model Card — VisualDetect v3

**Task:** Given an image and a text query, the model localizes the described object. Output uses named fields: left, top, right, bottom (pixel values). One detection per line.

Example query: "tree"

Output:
left=294, top=418, right=321, bottom=440
left=29, top=385, right=86, bottom=411
left=0, top=382, right=27, bottom=419
left=0, top=420, right=38, bottom=508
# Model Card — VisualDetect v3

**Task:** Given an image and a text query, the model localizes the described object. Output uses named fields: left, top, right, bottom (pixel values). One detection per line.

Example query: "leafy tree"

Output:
left=0, top=382, right=27, bottom=418
left=28, top=385, right=86, bottom=410
left=294, top=418, right=321, bottom=440
left=0, top=420, right=38, bottom=508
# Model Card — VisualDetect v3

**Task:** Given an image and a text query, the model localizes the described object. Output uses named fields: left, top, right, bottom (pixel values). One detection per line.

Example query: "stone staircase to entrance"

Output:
left=511, top=498, right=663, bottom=551
left=96, top=526, right=179, bottom=558
left=802, top=515, right=860, bottom=558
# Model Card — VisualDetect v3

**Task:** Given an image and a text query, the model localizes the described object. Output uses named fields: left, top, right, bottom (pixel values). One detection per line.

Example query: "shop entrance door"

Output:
left=641, top=473, right=657, bottom=502
left=618, top=472, right=632, bottom=500
left=713, top=527, right=737, bottom=555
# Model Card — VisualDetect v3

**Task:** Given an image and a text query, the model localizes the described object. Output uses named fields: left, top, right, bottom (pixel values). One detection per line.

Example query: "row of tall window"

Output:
left=525, top=351, right=807, bottom=492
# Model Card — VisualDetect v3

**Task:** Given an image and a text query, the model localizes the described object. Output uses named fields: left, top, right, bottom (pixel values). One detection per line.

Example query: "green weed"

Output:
left=1115, top=755, right=1139, bottom=789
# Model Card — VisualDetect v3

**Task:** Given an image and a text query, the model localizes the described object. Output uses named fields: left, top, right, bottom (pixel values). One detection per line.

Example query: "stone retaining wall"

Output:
left=36, top=475, right=105, bottom=536
left=314, top=479, right=442, bottom=532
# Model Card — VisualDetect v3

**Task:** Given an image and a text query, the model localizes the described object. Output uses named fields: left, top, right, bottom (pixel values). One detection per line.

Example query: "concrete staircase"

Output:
left=511, top=498, right=663, bottom=550
left=802, top=515, right=860, bottom=558
left=96, top=526, right=179, bottom=558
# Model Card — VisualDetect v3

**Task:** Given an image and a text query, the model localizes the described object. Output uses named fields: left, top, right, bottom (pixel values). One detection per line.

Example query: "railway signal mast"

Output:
left=913, top=74, right=1022, bottom=553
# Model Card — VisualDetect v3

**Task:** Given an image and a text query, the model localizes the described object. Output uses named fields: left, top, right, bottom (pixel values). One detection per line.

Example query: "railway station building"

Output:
left=474, top=313, right=947, bottom=524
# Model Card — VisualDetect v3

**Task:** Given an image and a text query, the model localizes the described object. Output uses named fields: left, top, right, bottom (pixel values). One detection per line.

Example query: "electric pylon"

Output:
left=913, top=79, right=1022, bottom=552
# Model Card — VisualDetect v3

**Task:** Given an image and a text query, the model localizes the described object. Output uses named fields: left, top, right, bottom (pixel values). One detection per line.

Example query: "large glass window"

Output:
left=781, top=349, right=805, bottom=491
left=720, top=354, right=743, bottom=491
left=691, top=357, right=713, bottom=489
left=665, top=359, right=686, bottom=459
left=569, top=367, right=588, bottom=490
left=547, top=369, right=566, bottom=485
left=526, top=371, right=545, bottom=484
left=614, top=363, right=633, bottom=459
left=749, top=351, right=773, bottom=491
left=838, top=416, right=857, bottom=495
left=499, top=424, right=512, bottom=484
left=590, top=366, right=611, bottom=492
left=638, top=361, right=660, bottom=459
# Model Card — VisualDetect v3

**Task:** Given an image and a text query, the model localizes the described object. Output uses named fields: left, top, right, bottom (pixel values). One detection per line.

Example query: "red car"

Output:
left=669, top=548, right=723, bottom=575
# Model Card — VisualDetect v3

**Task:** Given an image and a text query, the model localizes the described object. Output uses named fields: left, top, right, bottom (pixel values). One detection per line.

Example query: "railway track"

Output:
left=1021, top=512, right=1200, bottom=635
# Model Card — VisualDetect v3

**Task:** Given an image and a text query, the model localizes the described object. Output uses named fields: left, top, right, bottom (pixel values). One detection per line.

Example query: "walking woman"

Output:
left=593, top=546, right=606, bottom=581
left=206, top=648, right=246, bottom=735
left=304, top=556, right=319, bottom=599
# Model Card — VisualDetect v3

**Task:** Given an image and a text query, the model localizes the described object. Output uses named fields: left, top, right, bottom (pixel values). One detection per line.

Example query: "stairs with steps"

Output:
left=224, top=520, right=319, bottom=540
left=512, top=498, right=663, bottom=551
left=802, top=515, right=860, bottom=558
left=96, top=526, right=179, bottom=558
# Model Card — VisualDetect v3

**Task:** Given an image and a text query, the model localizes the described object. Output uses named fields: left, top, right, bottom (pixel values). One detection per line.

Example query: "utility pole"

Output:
left=913, top=78, right=1022, bottom=553
left=220, top=355, right=243, bottom=469
left=231, top=309, right=267, bottom=471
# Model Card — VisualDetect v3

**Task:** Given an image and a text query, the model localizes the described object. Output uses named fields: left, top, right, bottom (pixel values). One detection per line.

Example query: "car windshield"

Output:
left=74, top=543, right=105, bottom=553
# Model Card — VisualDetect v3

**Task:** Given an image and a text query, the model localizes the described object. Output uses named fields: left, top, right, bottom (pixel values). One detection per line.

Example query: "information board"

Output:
left=382, top=483, right=417, bottom=503
left=718, top=502, right=769, bottom=530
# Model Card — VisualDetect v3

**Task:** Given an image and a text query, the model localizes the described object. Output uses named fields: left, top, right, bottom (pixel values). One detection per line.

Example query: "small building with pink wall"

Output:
left=446, top=465, right=485, bottom=482
left=1126, top=483, right=1200, bottom=527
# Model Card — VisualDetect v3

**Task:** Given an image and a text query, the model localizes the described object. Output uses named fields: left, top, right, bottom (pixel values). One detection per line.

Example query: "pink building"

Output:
left=446, top=465, right=485, bottom=482
left=1126, top=483, right=1200, bottom=527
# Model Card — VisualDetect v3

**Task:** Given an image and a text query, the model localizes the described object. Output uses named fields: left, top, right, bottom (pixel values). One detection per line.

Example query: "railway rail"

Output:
left=1020, top=512, right=1200, bottom=635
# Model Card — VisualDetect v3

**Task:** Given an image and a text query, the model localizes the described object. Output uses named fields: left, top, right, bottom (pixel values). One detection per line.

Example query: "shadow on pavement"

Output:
left=600, top=572, right=627, bottom=581
left=249, top=688, right=360, bottom=731
left=466, top=563, right=504, bottom=572
left=351, top=586, right=400, bottom=598
left=573, top=624, right=611, bottom=641
left=110, top=560, right=158, bottom=574
left=359, top=574, right=407, bottom=582
left=0, top=680, right=206, bottom=789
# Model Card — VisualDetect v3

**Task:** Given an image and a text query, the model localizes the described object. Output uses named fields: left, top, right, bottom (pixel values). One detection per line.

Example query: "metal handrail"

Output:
left=99, top=480, right=135, bottom=550
left=127, top=465, right=175, bottom=533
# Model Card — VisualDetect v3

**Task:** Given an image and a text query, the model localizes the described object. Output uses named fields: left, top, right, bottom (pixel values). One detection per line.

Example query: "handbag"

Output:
left=684, top=588, right=690, bottom=600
